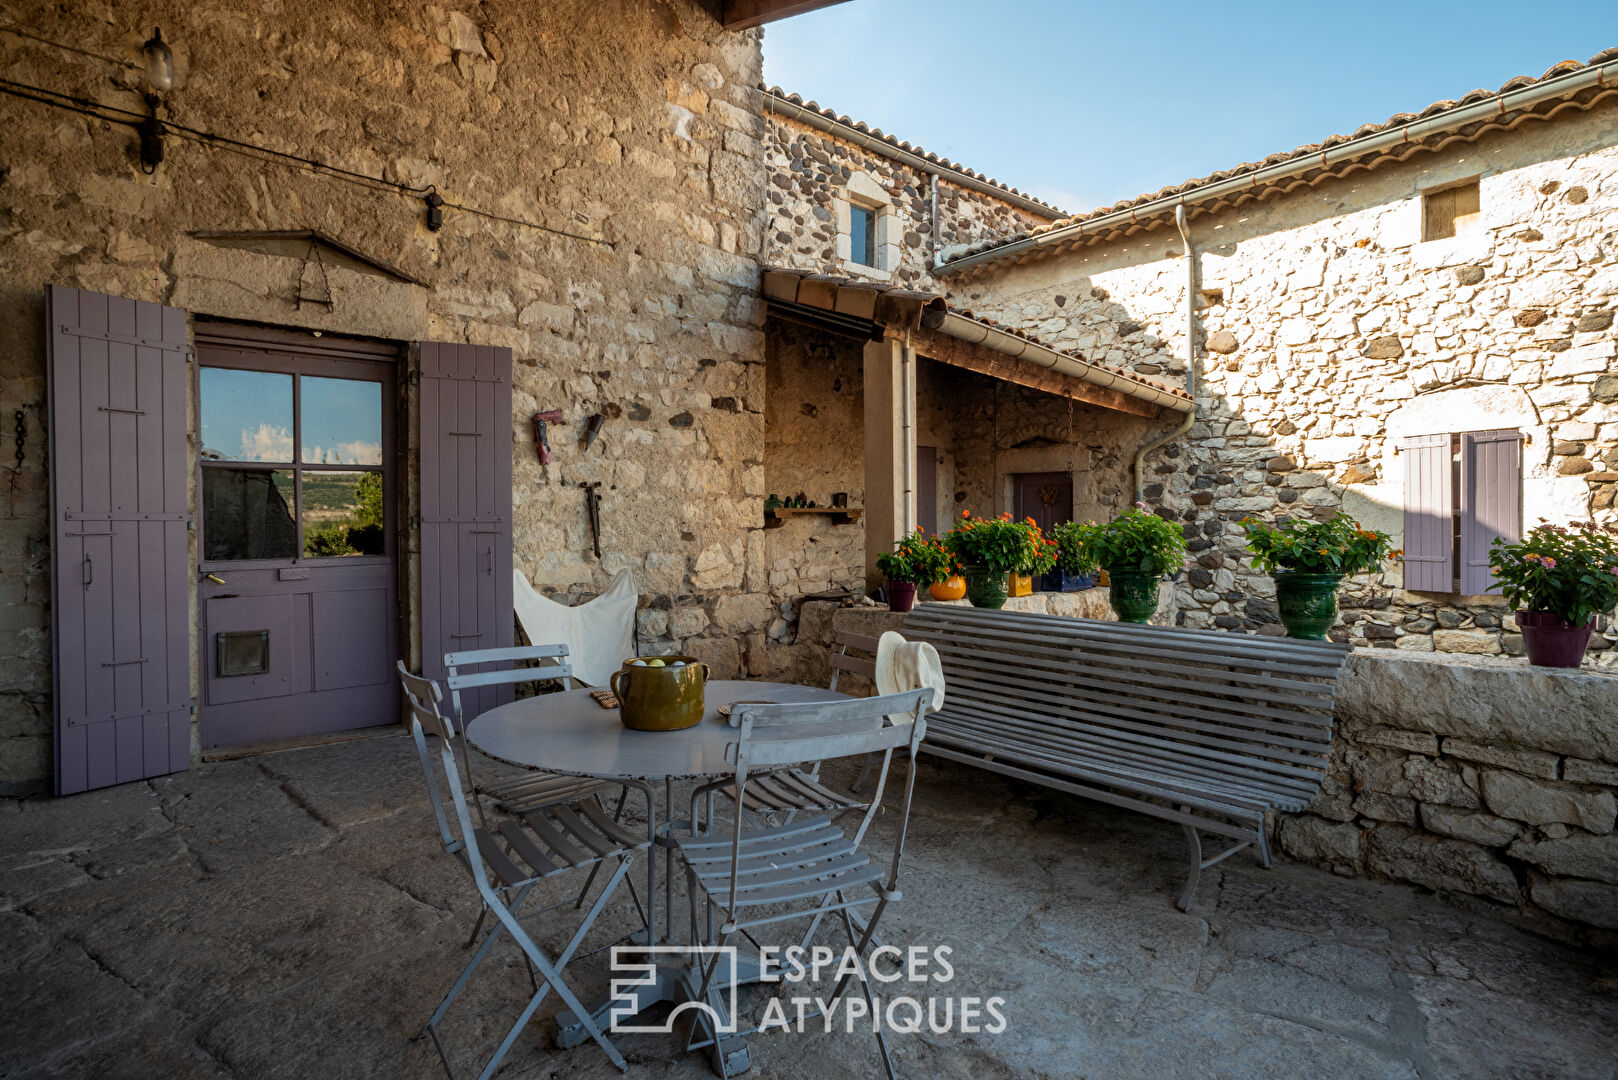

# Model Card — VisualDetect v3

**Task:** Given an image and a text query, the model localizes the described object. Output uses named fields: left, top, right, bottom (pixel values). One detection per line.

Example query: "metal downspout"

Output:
left=901, top=331, right=916, bottom=534
left=1133, top=204, right=1197, bottom=503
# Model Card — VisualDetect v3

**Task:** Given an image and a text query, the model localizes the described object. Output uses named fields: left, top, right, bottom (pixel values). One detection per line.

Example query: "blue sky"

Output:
left=761, top=1, right=1618, bottom=215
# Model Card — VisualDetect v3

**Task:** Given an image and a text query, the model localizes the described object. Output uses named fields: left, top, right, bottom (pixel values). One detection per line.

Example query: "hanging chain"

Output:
left=13, top=409, right=24, bottom=471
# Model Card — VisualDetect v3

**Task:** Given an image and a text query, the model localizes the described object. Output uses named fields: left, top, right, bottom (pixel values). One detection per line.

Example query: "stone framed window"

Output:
left=1422, top=179, right=1481, bottom=242
left=835, top=171, right=900, bottom=276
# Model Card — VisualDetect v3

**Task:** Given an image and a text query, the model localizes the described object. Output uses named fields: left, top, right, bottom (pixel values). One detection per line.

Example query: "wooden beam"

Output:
left=720, top=0, right=852, bottom=30
left=907, top=326, right=1160, bottom=419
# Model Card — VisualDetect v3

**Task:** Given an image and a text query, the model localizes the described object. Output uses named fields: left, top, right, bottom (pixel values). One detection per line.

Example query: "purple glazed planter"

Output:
left=885, top=581, right=918, bottom=613
left=1515, top=610, right=1594, bottom=668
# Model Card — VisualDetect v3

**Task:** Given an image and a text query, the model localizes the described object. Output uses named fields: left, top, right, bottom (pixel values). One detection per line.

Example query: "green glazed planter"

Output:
left=1272, top=572, right=1343, bottom=640
left=962, top=565, right=1009, bottom=609
left=1106, top=568, right=1160, bottom=623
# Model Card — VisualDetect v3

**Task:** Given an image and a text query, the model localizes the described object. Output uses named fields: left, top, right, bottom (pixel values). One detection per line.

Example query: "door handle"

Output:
left=203, top=573, right=226, bottom=585
left=83, top=554, right=92, bottom=588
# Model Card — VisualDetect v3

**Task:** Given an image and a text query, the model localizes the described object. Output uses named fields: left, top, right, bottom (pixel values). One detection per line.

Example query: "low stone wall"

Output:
left=798, top=607, right=1617, bottom=938
left=1280, top=651, right=1618, bottom=938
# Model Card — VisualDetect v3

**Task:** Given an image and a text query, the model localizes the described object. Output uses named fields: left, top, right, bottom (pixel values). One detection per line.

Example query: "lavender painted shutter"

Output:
left=418, top=342, right=514, bottom=720
left=1459, top=429, right=1523, bottom=596
left=47, top=286, right=191, bottom=794
left=1401, top=433, right=1453, bottom=593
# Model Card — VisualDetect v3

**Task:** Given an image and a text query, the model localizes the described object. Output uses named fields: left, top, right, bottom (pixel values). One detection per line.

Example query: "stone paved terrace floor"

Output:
left=3, top=734, right=1616, bottom=1080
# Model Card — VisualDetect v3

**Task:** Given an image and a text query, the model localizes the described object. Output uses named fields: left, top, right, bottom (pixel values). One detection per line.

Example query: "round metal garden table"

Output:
left=465, top=678, right=849, bottom=1072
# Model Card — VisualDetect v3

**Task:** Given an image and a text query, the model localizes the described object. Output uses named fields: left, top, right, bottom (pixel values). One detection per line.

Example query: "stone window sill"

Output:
left=837, top=261, right=892, bottom=283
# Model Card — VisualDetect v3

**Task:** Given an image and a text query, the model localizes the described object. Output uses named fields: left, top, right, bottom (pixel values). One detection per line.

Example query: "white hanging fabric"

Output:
left=512, top=568, right=637, bottom=687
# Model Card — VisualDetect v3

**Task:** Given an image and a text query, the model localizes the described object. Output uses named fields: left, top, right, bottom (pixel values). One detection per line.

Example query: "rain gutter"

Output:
left=1133, top=205, right=1198, bottom=503
left=763, top=92, right=1069, bottom=220
left=937, top=55, right=1618, bottom=276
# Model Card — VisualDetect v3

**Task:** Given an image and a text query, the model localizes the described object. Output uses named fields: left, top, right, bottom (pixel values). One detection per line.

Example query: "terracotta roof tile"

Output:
left=944, top=48, right=1618, bottom=268
left=760, top=86, right=1067, bottom=215
left=762, top=266, right=1191, bottom=404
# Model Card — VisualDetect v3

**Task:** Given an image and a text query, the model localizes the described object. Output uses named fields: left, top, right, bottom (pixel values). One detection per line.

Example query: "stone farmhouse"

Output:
left=1, top=4, right=1616, bottom=933
left=758, top=55, right=1618, bottom=657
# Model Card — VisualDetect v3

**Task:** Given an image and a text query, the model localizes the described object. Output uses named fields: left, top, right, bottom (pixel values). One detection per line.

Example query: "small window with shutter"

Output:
left=1401, top=429, right=1522, bottom=595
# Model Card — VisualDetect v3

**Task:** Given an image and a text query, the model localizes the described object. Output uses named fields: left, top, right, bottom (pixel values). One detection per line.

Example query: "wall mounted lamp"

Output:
left=138, top=27, right=172, bottom=172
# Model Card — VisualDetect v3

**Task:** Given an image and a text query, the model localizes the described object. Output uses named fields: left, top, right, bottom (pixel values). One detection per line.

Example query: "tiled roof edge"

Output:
left=941, top=47, right=1618, bottom=272
left=760, top=85, right=1070, bottom=218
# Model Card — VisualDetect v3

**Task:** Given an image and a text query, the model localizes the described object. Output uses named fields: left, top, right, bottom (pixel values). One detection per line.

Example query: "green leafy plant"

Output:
left=944, top=512, right=1058, bottom=577
left=1240, top=512, right=1396, bottom=576
left=1053, top=505, right=1186, bottom=577
left=1489, top=521, right=1618, bottom=627
left=876, top=529, right=959, bottom=585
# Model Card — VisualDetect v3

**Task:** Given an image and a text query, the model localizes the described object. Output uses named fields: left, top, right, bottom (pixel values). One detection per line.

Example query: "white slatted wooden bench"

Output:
left=901, top=605, right=1350, bottom=910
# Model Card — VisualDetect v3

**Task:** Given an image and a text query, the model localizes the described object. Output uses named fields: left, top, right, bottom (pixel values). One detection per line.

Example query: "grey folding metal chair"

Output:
left=675, top=689, right=932, bottom=1080
left=444, top=644, right=613, bottom=817
left=693, top=630, right=881, bottom=825
left=397, top=662, right=653, bottom=1078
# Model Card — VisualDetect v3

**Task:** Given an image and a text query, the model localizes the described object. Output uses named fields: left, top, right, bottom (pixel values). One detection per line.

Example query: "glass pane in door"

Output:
left=203, top=469, right=297, bottom=560
left=200, top=369, right=294, bottom=462
left=301, top=377, right=383, bottom=465
left=302, top=471, right=385, bottom=557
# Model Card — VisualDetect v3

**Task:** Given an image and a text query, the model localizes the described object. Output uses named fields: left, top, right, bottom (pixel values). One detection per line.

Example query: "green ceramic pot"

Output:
left=610, top=656, right=710, bottom=731
left=962, top=565, right=1008, bottom=609
left=1106, top=568, right=1160, bottom=623
left=1272, top=572, right=1343, bottom=640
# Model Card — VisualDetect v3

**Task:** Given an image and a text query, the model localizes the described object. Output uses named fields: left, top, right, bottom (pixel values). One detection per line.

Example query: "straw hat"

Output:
left=873, top=631, right=945, bottom=714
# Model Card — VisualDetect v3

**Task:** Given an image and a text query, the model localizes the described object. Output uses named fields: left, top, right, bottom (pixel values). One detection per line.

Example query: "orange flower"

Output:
left=961, top=509, right=971, bottom=518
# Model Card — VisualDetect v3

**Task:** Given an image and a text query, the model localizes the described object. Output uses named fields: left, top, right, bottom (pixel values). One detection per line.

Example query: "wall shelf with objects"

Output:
left=764, top=507, right=863, bottom=529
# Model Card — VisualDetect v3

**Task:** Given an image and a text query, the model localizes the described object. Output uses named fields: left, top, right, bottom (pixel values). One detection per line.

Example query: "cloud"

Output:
left=240, top=423, right=293, bottom=462
left=305, top=440, right=383, bottom=465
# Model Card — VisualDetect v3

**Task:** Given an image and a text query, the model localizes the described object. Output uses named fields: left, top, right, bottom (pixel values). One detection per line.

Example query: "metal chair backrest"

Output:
left=727, top=690, right=930, bottom=897
left=444, top=643, right=575, bottom=724
left=827, top=630, right=879, bottom=692
left=397, top=661, right=464, bottom=856
left=396, top=660, right=507, bottom=904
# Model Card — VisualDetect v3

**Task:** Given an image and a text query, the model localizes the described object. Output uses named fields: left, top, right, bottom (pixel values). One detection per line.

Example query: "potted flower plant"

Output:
left=1240, top=512, right=1396, bottom=639
left=943, top=512, right=1057, bottom=609
left=1053, top=504, right=1187, bottom=623
left=875, top=529, right=955, bottom=613
left=1489, top=521, right=1618, bottom=668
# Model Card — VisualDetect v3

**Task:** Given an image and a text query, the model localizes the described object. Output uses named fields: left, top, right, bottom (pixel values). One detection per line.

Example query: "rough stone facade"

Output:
left=1283, top=651, right=1618, bottom=940
left=0, top=1, right=773, bottom=792
left=951, top=104, right=1618, bottom=658
left=763, top=319, right=866, bottom=638
left=764, top=107, right=1061, bottom=287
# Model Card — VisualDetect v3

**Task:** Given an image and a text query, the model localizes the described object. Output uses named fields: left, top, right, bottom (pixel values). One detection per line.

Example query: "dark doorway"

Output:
left=1013, top=471, right=1073, bottom=535
left=194, top=325, right=400, bottom=749
left=916, top=444, right=937, bottom=536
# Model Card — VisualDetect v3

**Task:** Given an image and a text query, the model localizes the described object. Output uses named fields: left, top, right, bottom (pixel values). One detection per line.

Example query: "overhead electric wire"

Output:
left=0, top=74, right=614, bottom=248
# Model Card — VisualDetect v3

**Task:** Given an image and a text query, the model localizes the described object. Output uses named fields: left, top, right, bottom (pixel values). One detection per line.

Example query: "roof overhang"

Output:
left=940, top=49, right=1618, bottom=276
left=761, top=268, right=1193, bottom=418
left=720, top=0, right=852, bottom=30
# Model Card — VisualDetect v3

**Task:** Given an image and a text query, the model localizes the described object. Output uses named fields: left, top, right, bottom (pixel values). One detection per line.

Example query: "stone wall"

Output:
left=951, top=103, right=1618, bottom=661
left=917, top=359, right=1150, bottom=527
left=764, top=110, right=1059, bottom=287
left=1280, top=651, right=1618, bottom=940
left=0, top=1, right=771, bottom=791
left=763, top=320, right=867, bottom=639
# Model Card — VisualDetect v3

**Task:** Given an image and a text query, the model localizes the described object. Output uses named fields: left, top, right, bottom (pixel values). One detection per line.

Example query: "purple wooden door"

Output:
left=1401, top=433, right=1453, bottom=593
left=194, top=328, right=399, bottom=749
left=47, top=286, right=191, bottom=794
left=419, top=342, right=514, bottom=720
left=1460, top=429, right=1523, bottom=596
left=1012, top=471, right=1073, bottom=534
